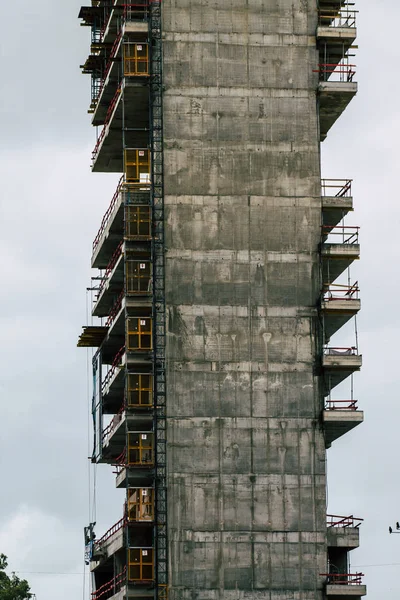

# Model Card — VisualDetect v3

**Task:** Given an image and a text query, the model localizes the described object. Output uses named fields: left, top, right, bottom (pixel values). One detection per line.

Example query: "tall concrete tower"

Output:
left=78, top=2, right=366, bottom=599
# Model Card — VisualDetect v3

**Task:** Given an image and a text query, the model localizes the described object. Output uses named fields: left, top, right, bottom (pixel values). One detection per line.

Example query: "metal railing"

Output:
left=317, top=61, right=356, bottom=82
left=327, top=514, right=363, bottom=528
left=93, top=176, right=124, bottom=252
left=102, top=404, right=125, bottom=445
left=97, top=241, right=123, bottom=298
left=324, top=346, right=358, bottom=356
left=321, top=572, right=364, bottom=585
left=92, top=179, right=151, bottom=254
left=92, top=85, right=122, bottom=164
left=105, top=290, right=124, bottom=328
left=321, top=178, right=352, bottom=198
left=325, top=399, right=358, bottom=410
left=91, top=3, right=151, bottom=112
left=91, top=567, right=126, bottom=600
left=322, top=225, right=359, bottom=244
left=319, top=8, right=357, bottom=28
left=102, top=345, right=125, bottom=392
left=323, top=282, right=359, bottom=301
left=95, top=517, right=127, bottom=548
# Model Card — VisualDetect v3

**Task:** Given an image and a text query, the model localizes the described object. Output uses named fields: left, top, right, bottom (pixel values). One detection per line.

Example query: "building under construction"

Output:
left=78, top=1, right=366, bottom=599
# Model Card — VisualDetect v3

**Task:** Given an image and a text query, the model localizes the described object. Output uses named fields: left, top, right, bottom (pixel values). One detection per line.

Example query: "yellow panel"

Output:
left=124, top=43, right=149, bottom=76
left=127, top=373, right=153, bottom=408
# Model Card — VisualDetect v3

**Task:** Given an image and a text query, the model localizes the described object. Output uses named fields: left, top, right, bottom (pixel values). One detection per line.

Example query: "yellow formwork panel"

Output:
left=125, top=205, right=151, bottom=239
left=128, top=548, right=154, bottom=582
left=123, top=43, right=149, bottom=76
left=127, top=432, right=154, bottom=466
left=124, top=148, right=150, bottom=184
left=127, top=488, right=154, bottom=522
left=127, top=373, right=153, bottom=408
left=126, top=259, right=152, bottom=294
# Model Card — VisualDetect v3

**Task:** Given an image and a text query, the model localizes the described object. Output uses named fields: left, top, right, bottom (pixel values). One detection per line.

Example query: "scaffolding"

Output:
left=79, top=2, right=167, bottom=599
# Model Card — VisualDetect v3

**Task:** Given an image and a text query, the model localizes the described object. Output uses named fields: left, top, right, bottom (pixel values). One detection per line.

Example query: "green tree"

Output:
left=0, top=555, right=32, bottom=600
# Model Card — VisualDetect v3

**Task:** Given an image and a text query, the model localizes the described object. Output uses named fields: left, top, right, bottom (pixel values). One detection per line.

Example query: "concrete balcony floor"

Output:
left=93, top=254, right=124, bottom=318
left=92, top=188, right=151, bottom=269
left=322, top=195, right=353, bottom=230
left=319, top=81, right=357, bottom=141
left=327, top=526, right=360, bottom=550
left=326, top=584, right=366, bottom=597
left=321, top=243, right=360, bottom=284
left=92, top=81, right=149, bottom=173
left=323, top=353, right=362, bottom=391
left=323, top=408, right=364, bottom=447
left=321, top=298, right=361, bottom=341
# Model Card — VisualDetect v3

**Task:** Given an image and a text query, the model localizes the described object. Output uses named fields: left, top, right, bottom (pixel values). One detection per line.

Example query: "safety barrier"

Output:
left=324, top=346, right=358, bottom=356
left=93, top=177, right=124, bottom=252
left=322, top=225, right=359, bottom=244
left=321, top=178, right=352, bottom=197
left=97, top=241, right=124, bottom=297
left=327, top=514, right=363, bottom=528
left=92, top=85, right=122, bottom=164
left=319, top=8, right=357, bottom=28
left=105, top=290, right=124, bottom=328
left=320, top=573, right=364, bottom=585
left=102, top=405, right=125, bottom=445
left=316, top=62, right=356, bottom=82
left=325, top=399, right=358, bottom=411
left=323, top=282, right=359, bottom=301
left=102, top=345, right=126, bottom=392
left=91, top=567, right=126, bottom=600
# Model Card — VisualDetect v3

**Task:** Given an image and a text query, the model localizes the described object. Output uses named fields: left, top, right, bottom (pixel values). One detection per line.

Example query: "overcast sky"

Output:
left=0, top=1, right=399, bottom=599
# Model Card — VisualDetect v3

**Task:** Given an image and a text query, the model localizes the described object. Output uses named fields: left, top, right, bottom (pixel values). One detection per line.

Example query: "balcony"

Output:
left=321, top=226, right=360, bottom=285
left=318, top=60, right=357, bottom=141
left=321, top=283, right=360, bottom=341
left=322, top=573, right=366, bottom=597
left=323, top=400, right=364, bottom=447
left=317, top=6, right=357, bottom=67
left=91, top=181, right=151, bottom=270
left=102, top=411, right=153, bottom=462
left=115, top=431, right=155, bottom=489
left=92, top=30, right=150, bottom=127
left=93, top=253, right=152, bottom=320
left=322, top=347, right=362, bottom=392
left=92, top=79, right=149, bottom=173
left=327, top=514, right=362, bottom=550
left=91, top=518, right=126, bottom=567
left=322, top=179, right=353, bottom=229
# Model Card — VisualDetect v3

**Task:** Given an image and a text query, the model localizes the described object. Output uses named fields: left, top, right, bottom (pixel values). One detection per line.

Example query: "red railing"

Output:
left=321, top=178, right=352, bottom=198
left=317, top=62, right=356, bottom=82
left=92, top=85, right=122, bottom=163
left=102, top=404, right=125, bottom=444
left=106, top=290, right=124, bottom=328
left=91, top=567, right=127, bottom=600
left=325, top=399, right=358, bottom=411
left=95, top=518, right=127, bottom=549
left=322, top=225, right=359, bottom=244
left=93, top=2, right=152, bottom=111
left=102, top=345, right=126, bottom=392
left=323, top=282, right=359, bottom=301
left=327, top=514, right=363, bottom=528
left=100, top=3, right=151, bottom=44
left=324, top=346, right=358, bottom=356
left=93, top=176, right=124, bottom=252
left=97, top=240, right=123, bottom=297
left=321, top=573, right=364, bottom=585
left=113, top=448, right=127, bottom=474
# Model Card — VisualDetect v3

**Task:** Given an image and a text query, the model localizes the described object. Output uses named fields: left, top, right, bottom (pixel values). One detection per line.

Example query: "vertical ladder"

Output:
left=150, top=1, right=168, bottom=598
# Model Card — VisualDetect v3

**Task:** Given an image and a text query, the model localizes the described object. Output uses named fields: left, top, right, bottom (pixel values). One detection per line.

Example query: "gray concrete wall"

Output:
left=163, top=1, right=326, bottom=597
